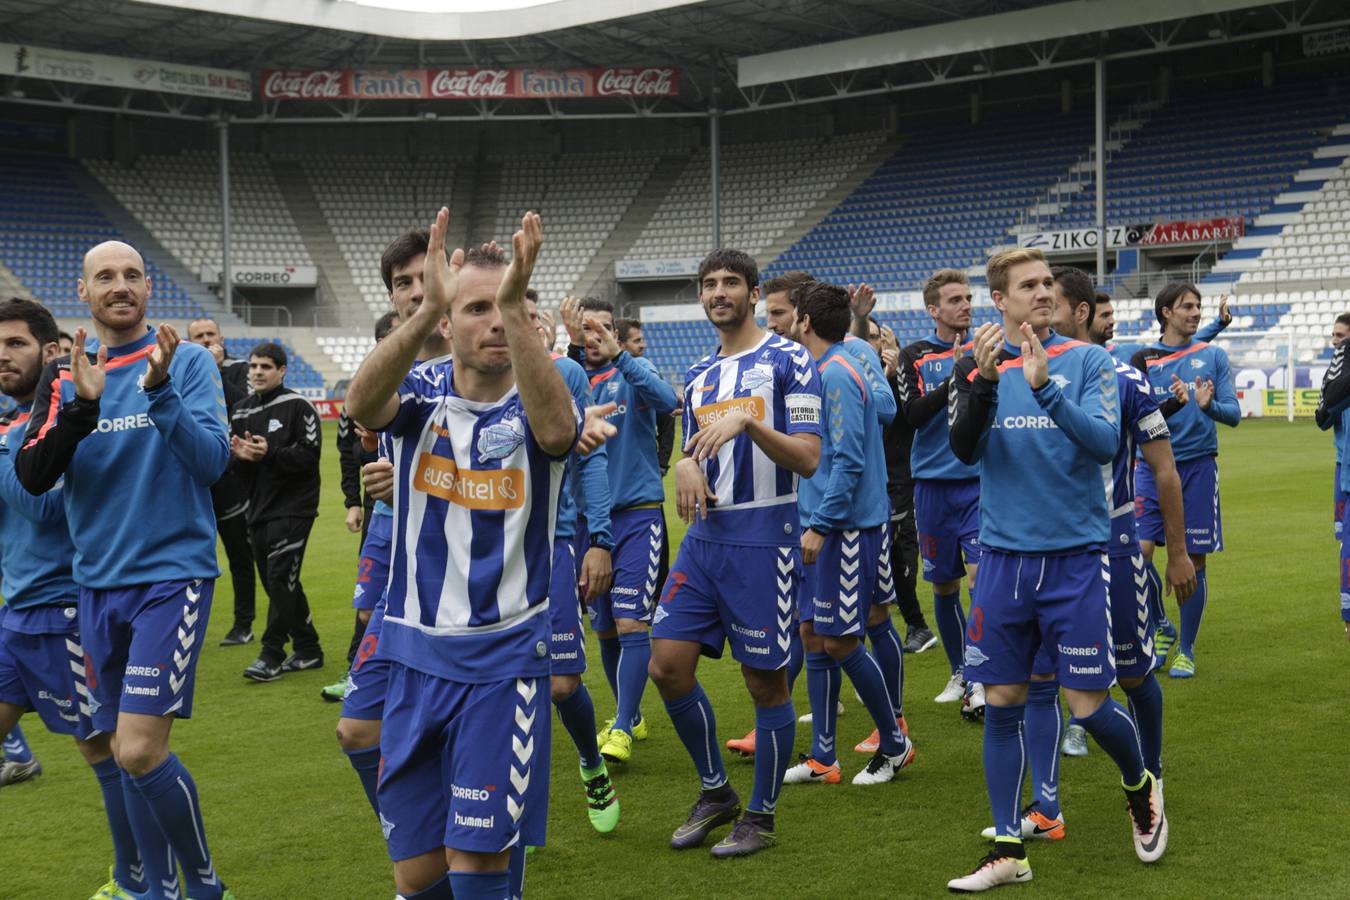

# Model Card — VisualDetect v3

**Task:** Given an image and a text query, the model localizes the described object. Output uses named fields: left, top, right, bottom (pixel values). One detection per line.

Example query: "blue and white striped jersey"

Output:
left=682, top=333, right=823, bottom=546
left=380, top=358, right=580, bottom=683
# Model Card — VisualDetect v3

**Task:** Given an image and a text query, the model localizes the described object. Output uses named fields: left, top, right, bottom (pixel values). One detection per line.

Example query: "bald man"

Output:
left=188, top=317, right=257, bottom=645
left=16, top=241, right=237, bottom=900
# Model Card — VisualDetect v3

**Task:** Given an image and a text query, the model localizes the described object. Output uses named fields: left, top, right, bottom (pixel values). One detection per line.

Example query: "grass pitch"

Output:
left=4, top=419, right=1348, bottom=899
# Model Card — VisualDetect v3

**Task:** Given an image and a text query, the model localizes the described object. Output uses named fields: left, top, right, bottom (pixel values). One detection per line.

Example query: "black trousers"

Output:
left=889, top=487, right=926, bottom=630
left=217, top=506, right=257, bottom=630
left=249, top=516, right=323, bottom=664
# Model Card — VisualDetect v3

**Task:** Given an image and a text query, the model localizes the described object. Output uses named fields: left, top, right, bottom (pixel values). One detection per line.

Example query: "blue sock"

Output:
left=91, top=758, right=147, bottom=894
left=449, top=871, right=510, bottom=899
left=1078, top=698, right=1146, bottom=787
left=403, top=874, right=453, bottom=899
left=805, top=651, right=840, bottom=765
left=839, top=644, right=906, bottom=756
left=1024, top=680, right=1063, bottom=819
left=2, top=724, right=33, bottom=764
left=1143, top=558, right=1169, bottom=627
left=748, top=700, right=795, bottom=815
left=786, top=627, right=804, bottom=693
left=344, top=745, right=381, bottom=819
left=554, top=682, right=603, bottom=770
left=664, top=684, right=727, bottom=790
left=598, top=636, right=621, bottom=703
left=121, top=770, right=180, bottom=900
left=507, top=844, right=526, bottom=900
left=1124, top=673, right=1165, bottom=778
left=866, top=617, right=906, bottom=717
left=1179, top=567, right=1207, bottom=657
left=984, top=704, right=1028, bottom=841
left=933, top=589, right=967, bottom=674
left=614, top=631, right=651, bottom=734
left=132, top=754, right=223, bottom=900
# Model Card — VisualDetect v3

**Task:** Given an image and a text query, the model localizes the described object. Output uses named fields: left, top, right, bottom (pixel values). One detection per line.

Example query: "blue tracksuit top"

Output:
left=840, top=335, right=896, bottom=426
left=0, top=405, right=78, bottom=615
left=1130, top=338, right=1239, bottom=462
left=554, top=355, right=612, bottom=545
left=897, top=333, right=981, bottom=482
left=949, top=331, right=1120, bottom=553
left=798, top=342, right=889, bottom=533
left=16, top=328, right=229, bottom=587
left=587, top=351, right=677, bottom=511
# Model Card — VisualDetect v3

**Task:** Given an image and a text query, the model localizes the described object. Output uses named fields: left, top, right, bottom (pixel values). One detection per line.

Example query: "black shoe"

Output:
left=243, top=659, right=283, bottom=682
left=220, top=628, right=254, bottom=647
left=903, top=626, right=937, bottom=654
left=281, top=653, right=324, bottom=673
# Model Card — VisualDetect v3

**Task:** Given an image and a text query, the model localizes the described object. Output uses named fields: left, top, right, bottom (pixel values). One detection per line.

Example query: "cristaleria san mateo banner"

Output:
left=1019, top=216, right=1246, bottom=253
left=261, top=67, right=679, bottom=101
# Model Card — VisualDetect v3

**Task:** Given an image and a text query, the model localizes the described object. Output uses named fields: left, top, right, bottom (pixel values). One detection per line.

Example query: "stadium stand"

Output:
left=627, top=133, right=887, bottom=261
left=315, top=333, right=375, bottom=378
left=495, top=150, right=658, bottom=301
left=0, top=152, right=207, bottom=320
left=764, top=115, right=1093, bottom=294
left=87, top=150, right=313, bottom=274
left=296, top=154, right=459, bottom=317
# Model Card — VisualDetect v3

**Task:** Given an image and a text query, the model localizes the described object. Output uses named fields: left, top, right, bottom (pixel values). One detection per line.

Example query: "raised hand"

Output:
left=69, top=327, right=106, bottom=401
left=1217, top=294, right=1232, bottom=327
left=1019, top=322, right=1049, bottom=389
left=559, top=296, right=585, bottom=345
left=848, top=282, right=877, bottom=320
left=537, top=309, right=557, bottom=350
left=972, top=323, right=1004, bottom=382
left=498, top=211, right=542, bottom=308
left=1195, top=378, right=1215, bottom=410
left=584, top=312, right=621, bottom=361
left=423, top=206, right=465, bottom=320
left=880, top=346, right=899, bottom=378
left=1169, top=374, right=1190, bottom=406
left=674, top=457, right=716, bottom=523
left=143, top=323, right=179, bottom=390
left=578, top=402, right=618, bottom=455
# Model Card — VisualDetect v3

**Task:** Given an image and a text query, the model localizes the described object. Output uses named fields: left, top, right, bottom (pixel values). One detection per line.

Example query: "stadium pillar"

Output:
left=709, top=109, right=721, bottom=250
left=1094, top=58, right=1106, bottom=284
left=217, top=116, right=233, bottom=316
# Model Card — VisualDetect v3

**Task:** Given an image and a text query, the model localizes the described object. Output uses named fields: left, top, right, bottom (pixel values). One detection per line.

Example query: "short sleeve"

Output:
left=780, top=346, right=823, bottom=436
left=386, top=361, right=448, bottom=436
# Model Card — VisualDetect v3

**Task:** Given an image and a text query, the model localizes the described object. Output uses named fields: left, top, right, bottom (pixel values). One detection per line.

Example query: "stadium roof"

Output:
left=1, top=0, right=1345, bottom=121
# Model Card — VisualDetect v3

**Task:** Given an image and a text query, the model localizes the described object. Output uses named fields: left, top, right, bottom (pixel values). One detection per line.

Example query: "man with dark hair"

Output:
left=1130, top=284, right=1239, bottom=679
left=649, top=247, right=821, bottom=857
left=17, top=240, right=233, bottom=900
left=1326, top=314, right=1350, bottom=545
left=188, top=316, right=257, bottom=646
left=895, top=268, right=985, bottom=716
left=57, top=330, right=74, bottom=355
left=0, top=297, right=155, bottom=899
left=563, top=294, right=678, bottom=765
left=785, top=281, right=915, bottom=788
left=231, top=341, right=325, bottom=683
left=947, top=248, right=1164, bottom=891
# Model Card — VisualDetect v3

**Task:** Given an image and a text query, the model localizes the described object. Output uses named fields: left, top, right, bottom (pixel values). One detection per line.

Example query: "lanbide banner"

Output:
left=261, top=67, right=680, bottom=101
left=2, top=43, right=250, bottom=101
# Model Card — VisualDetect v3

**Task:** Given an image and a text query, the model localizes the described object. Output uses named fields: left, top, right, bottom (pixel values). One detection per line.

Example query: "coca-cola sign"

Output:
left=428, top=68, right=510, bottom=99
left=263, top=70, right=342, bottom=100
left=261, top=67, right=680, bottom=101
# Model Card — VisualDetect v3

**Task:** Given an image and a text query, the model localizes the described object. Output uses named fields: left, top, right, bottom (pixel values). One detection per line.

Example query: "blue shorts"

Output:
left=1335, top=464, right=1345, bottom=540
left=652, top=536, right=799, bottom=670
left=1107, top=552, right=1154, bottom=680
left=875, top=517, right=897, bottom=606
left=964, top=548, right=1115, bottom=691
left=589, top=507, right=664, bottom=633
left=914, top=479, right=982, bottom=584
left=79, top=580, right=213, bottom=732
left=0, top=608, right=93, bottom=738
left=352, top=513, right=393, bottom=611
left=1135, top=455, right=1223, bottom=554
left=548, top=539, right=586, bottom=676
left=378, top=664, right=550, bottom=859
left=1340, top=503, right=1350, bottom=622
left=799, top=527, right=883, bottom=638
left=342, top=595, right=389, bottom=721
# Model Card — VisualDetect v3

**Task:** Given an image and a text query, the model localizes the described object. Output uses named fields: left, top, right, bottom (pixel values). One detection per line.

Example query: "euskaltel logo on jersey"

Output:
left=415, top=453, right=525, bottom=510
